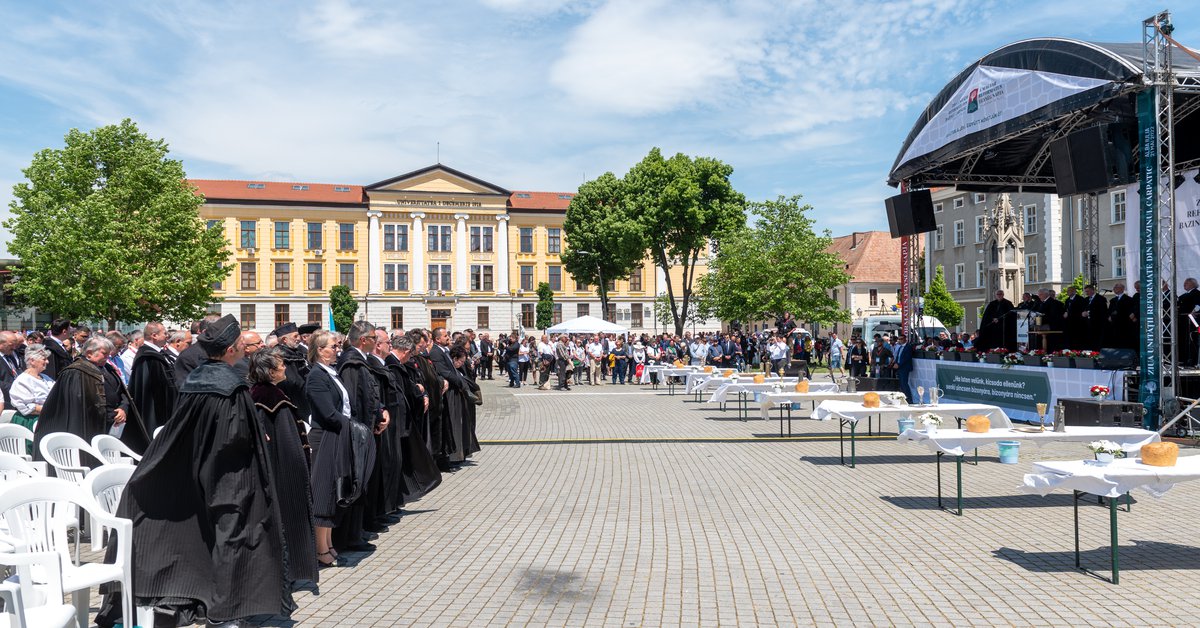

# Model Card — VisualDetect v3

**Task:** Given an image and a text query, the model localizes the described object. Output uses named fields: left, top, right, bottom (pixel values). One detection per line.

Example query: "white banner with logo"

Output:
left=899, top=66, right=1112, bottom=168
left=1124, top=168, right=1200, bottom=292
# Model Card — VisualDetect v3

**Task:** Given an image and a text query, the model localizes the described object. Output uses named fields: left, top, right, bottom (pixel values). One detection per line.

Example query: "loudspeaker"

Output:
left=884, top=189, right=936, bottom=238
left=1097, top=347, right=1138, bottom=369
left=1061, top=397, right=1144, bottom=428
left=1049, top=124, right=1135, bottom=196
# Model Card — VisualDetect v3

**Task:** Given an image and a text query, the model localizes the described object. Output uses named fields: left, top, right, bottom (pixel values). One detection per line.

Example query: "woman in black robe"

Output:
left=409, top=330, right=453, bottom=464
left=386, top=334, right=442, bottom=502
left=249, top=349, right=318, bottom=582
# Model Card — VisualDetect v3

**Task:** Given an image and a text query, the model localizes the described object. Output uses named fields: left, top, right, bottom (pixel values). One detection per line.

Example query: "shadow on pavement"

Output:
left=993, top=540, right=1200, bottom=574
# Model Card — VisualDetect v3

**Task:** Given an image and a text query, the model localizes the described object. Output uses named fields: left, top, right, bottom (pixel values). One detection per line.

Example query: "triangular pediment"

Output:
left=365, top=164, right=510, bottom=196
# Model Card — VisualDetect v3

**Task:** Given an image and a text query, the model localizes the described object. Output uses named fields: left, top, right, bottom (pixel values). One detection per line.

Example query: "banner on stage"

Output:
left=1124, top=166, right=1200, bottom=291
left=934, top=363, right=1050, bottom=413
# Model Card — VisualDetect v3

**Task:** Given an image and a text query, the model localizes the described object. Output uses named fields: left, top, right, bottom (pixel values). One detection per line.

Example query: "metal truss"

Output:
left=1080, top=193, right=1100, bottom=285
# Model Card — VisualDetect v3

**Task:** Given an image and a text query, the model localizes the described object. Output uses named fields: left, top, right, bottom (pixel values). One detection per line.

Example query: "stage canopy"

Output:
left=888, top=38, right=1200, bottom=192
left=545, top=315, right=627, bottom=335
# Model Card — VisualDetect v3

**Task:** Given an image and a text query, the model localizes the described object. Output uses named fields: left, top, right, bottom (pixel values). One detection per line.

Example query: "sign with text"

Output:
left=935, top=363, right=1050, bottom=412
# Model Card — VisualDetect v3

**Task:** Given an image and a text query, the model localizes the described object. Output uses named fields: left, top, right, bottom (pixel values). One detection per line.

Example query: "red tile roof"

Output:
left=508, top=191, right=575, bottom=211
left=189, top=179, right=367, bottom=205
left=827, top=231, right=914, bottom=284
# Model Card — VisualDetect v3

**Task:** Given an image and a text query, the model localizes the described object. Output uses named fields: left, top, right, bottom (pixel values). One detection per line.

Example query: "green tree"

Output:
left=535, top=282, right=554, bottom=330
left=923, top=265, right=964, bottom=327
left=1059, top=273, right=1087, bottom=302
left=561, top=172, right=646, bottom=318
left=698, top=195, right=850, bottom=326
left=5, top=119, right=229, bottom=328
left=329, top=285, right=357, bottom=332
left=653, top=292, right=714, bottom=331
left=625, top=148, right=745, bottom=336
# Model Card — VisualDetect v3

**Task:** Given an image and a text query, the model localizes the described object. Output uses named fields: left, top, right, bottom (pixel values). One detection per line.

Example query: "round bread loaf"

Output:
left=1141, top=442, right=1178, bottom=467
left=965, top=415, right=990, bottom=433
left=794, top=381, right=810, bottom=393
left=863, top=392, right=881, bottom=408
left=753, top=374, right=765, bottom=384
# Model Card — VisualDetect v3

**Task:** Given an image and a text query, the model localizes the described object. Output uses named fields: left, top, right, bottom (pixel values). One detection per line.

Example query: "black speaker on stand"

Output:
left=885, top=189, right=937, bottom=238
left=1049, top=123, right=1136, bottom=196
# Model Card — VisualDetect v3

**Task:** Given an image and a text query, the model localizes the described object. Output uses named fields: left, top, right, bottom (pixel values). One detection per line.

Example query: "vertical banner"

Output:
left=1137, top=89, right=1160, bottom=427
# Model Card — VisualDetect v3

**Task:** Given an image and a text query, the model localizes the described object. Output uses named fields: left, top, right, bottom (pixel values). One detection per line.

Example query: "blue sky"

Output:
left=2, top=1, right=1198, bottom=257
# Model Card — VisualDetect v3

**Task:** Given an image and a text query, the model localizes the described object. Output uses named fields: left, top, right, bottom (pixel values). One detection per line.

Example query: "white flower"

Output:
left=1087, top=440, right=1123, bottom=455
left=918, top=412, right=943, bottom=426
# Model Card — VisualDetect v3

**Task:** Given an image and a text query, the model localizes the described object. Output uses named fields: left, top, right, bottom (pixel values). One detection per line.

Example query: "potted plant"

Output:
left=1075, top=350, right=1099, bottom=369
left=1090, top=384, right=1111, bottom=402
left=1048, top=349, right=1076, bottom=368
left=985, top=347, right=1008, bottom=364
left=943, top=347, right=961, bottom=362
left=962, top=347, right=979, bottom=362
left=1023, top=349, right=1047, bottom=367
left=1087, top=440, right=1124, bottom=465
left=919, top=412, right=943, bottom=434
left=1001, top=351, right=1024, bottom=368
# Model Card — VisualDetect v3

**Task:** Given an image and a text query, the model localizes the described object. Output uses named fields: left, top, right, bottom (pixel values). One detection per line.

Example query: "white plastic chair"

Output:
left=81, top=465, right=134, bottom=551
left=89, top=434, right=141, bottom=464
left=0, top=410, right=15, bottom=424
left=0, top=425, right=34, bottom=462
left=0, top=545, right=78, bottom=628
left=0, top=453, right=39, bottom=483
left=0, top=478, right=134, bottom=628
left=152, top=425, right=164, bottom=439
left=37, top=434, right=103, bottom=485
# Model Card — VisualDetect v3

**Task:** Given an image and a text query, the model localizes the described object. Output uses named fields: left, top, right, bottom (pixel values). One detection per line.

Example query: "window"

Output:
left=212, top=262, right=224, bottom=291
left=605, top=303, right=616, bottom=322
left=307, top=304, right=322, bottom=323
left=869, top=289, right=878, bottom=306
left=1112, top=246, right=1126, bottom=278
left=606, top=278, right=616, bottom=292
left=274, top=304, right=290, bottom=329
left=428, top=264, right=452, bottom=291
left=973, top=193, right=986, bottom=204
left=427, top=225, right=452, bottom=252
left=334, top=186, right=351, bottom=193
left=953, top=198, right=964, bottom=210
left=477, top=306, right=489, bottom=329
left=1111, top=190, right=1127, bottom=224
left=1024, top=205, right=1038, bottom=235
left=519, top=228, right=533, bottom=253
left=934, top=202, right=943, bottom=213
left=576, top=278, right=589, bottom=292
left=470, top=265, right=494, bottom=291
left=547, top=228, right=561, bottom=254
left=631, top=303, right=643, bottom=328
left=552, top=303, right=562, bottom=324
left=953, top=263, right=965, bottom=290
left=240, top=221, right=257, bottom=249
left=975, top=215, right=985, bottom=243
left=246, top=183, right=265, bottom=189
left=292, top=184, right=309, bottom=191
left=338, top=223, right=354, bottom=250
left=519, top=265, right=534, bottom=291
left=385, top=264, right=409, bottom=291
left=384, top=224, right=408, bottom=251
left=240, top=304, right=256, bottom=330
left=274, top=221, right=290, bottom=249
left=975, top=261, right=985, bottom=288
left=934, top=224, right=945, bottom=250
left=307, top=263, right=323, bottom=290
left=390, top=307, right=404, bottom=330
left=548, top=265, right=562, bottom=291
left=470, top=226, right=494, bottom=252
left=339, top=263, right=355, bottom=289
left=953, top=220, right=965, bottom=246
left=629, top=267, right=643, bottom=292
left=577, top=303, right=590, bottom=318
left=1025, top=254, right=1039, bottom=283
left=207, top=219, right=220, bottom=231
left=274, top=262, right=290, bottom=290
left=240, top=262, right=256, bottom=290
left=520, top=303, right=535, bottom=328
left=307, top=223, right=323, bottom=250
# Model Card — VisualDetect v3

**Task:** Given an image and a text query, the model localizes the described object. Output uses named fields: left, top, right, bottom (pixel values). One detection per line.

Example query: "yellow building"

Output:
left=195, top=164, right=720, bottom=334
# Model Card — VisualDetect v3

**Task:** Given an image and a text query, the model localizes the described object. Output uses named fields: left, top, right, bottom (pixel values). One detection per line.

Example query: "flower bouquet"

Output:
left=1075, top=350, right=1099, bottom=369
left=918, top=412, right=943, bottom=434
left=1087, top=440, right=1124, bottom=464
left=1001, top=351, right=1024, bottom=366
left=1048, top=349, right=1077, bottom=368
left=1090, top=385, right=1110, bottom=401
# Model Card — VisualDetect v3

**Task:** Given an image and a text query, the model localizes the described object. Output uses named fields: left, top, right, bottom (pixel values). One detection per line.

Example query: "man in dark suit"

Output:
left=979, top=290, right=1016, bottom=352
left=892, top=333, right=916, bottom=403
left=1063, top=286, right=1086, bottom=350
left=174, top=313, right=222, bottom=387
left=1033, top=289, right=1065, bottom=351
left=1082, top=284, right=1108, bottom=351
left=1107, top=282, right=1138, bottom=350
left=43, top=318, right=73, bottom=380
left=478, top=333, right=494, bottom=380
left=429, top=328, right=473, bottom=395
left=1180, top=277, right=1200, bottom=366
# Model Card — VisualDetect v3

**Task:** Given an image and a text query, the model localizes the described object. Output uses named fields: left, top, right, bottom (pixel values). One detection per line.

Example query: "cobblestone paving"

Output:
left=111, top=379, right=1200, bottom=626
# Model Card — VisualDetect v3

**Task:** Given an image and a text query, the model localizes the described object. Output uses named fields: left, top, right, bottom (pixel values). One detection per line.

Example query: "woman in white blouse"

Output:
left=9, top=343, right=53, bottom=432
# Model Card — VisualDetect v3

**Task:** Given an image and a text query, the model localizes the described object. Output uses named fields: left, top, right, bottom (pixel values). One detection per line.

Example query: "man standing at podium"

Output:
left=1063, top=285, right=1086, bottom=350
left=1107, top=282, right=1137, bottom=350
left=1082, top=284, right=1108, bottom=351
left=1035, top=288, right=1065, bottom=351
left=979, top=290, right=1015, bottom=352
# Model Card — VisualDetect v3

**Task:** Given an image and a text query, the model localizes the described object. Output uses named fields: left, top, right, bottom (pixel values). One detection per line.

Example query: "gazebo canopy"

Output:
left=545, top=315, right=627, bottom=335
left=888, top=37, right=1200, bottom=192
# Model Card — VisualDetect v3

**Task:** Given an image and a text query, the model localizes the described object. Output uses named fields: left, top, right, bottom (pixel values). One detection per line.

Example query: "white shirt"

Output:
left=10, top=371, right=54, bottom=416
left=119, top=346, right=137, bottom=368
left=317, top=363, right=352, bottom=419
left=769, top=341, right=788, bottom=360
left=144, top=341, right=163, bottom=352
left=537, top=341, right=553, bottom=356
left=586, top=342, right=604, bottom=358
left=518, top=345, right=530, bottom=362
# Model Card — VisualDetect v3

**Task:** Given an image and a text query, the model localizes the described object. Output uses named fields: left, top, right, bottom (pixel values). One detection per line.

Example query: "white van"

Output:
left=851, top=314, right=947, bottom=344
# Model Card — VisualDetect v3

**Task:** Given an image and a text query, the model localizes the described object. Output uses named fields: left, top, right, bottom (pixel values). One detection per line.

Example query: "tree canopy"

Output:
left=561, top=172, right=645, bottom=317
left=535, top=282, right=554, bottom=330
left=5, top=119, right=229, bottom=327
left=923, top=265, right=964, bottom=328
left=697, top=195, right=850, bottom=326
left=329, top=285, right=357, bottom=333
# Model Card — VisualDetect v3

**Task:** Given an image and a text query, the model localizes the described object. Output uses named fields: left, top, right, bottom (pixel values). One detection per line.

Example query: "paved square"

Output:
left=129, top=381, right=1200, bottom=626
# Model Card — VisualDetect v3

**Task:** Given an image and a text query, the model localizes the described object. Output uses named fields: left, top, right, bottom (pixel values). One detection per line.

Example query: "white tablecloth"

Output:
left=641, top=363, right=677, bottom=384
left=659, top=367, right=700, bottom=381
left=684, top=372, right=721, bottom=393
left=707, top=380, right=825, bottom=404
left=900, top=425, right=1158, bottom=457
left=759, top=392, right=868, bottom=419
left=812, top=400, right=1012, bottom=428
left=1022, top=455, right=1200, bottom=498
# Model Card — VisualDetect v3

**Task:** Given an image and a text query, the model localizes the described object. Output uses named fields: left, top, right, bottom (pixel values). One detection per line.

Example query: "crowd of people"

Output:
left=0, top=314, right=485, bottom=627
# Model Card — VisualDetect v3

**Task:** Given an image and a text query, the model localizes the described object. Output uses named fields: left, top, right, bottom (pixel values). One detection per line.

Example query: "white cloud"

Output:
left=293, top=0, right=418, bottom=57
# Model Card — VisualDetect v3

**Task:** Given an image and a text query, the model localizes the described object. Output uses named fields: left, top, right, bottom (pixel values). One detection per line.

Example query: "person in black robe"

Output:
left=273, top=323, right=312, bottom=425
left=248, top=349, right=318, bottom=585
left=386, top=334, right=441, bottom=503
left=411, top=330, right=453, bottom=465
left=173, top=313, right=222, bottom=388
left=97, top=314, right=289, bottom=627
left=454, top=342, right=482, bottom=459
left=429, top=329, right=474, bottom=464
left=1063, top=286, right=1086, bottom=350
left=1180, top=277, right=1200, bottom=366
left=1082, top=284, right=1108, bottom=351
left=128, top=325, right=178, bottom=435
left=34, top=337, right=149, bottom=460
left=332, top=321, right=387, bottom=552
left=978, top=290, right=1016, bottom=352
left=1107, top=282, right=1138, bottom=350
left=1034, top=288, right=1066, bottom=351
left=365, top=329, right=404, bottom=526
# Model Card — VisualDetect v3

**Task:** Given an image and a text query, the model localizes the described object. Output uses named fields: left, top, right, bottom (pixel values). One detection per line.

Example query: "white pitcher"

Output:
left=929, top=387, right=944, bottom=406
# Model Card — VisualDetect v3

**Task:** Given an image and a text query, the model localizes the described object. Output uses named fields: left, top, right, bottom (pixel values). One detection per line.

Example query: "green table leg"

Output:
left=839, top=419, right=857, bottom=468
left=935, top=452, right=964, bottom=515
left=1073, top=489, right=1121, bottom=584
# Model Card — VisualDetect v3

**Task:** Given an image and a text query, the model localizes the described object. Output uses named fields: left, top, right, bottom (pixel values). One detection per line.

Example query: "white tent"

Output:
left=545, top=315, right=627, bottom=335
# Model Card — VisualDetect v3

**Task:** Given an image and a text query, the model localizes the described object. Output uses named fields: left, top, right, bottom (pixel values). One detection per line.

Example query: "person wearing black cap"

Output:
left=298, top=323, right=320, bottom=353
left=174, top=312, right=222, bottom=388
left=99, top=314, right=291, bottom=627
left=273, top=322, right=312, bottom=431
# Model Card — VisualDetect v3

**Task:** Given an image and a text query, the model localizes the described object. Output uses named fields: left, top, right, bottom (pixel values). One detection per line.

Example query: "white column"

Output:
left=455, top=213, right=469, bottom=294
left=495, top=214, right=510, bottom=294
left=411, top=212, right=426, bottom=293
left=367, top=210, right=382, bottom=295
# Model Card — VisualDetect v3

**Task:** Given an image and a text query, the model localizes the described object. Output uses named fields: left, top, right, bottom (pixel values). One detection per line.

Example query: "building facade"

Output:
left=825, top=231, right=908, bottom=339
left=196, top=164, right=720, bottom=335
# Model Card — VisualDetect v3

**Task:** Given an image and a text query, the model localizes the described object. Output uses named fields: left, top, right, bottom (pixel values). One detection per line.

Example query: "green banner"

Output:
left=1136, top=88, right=1160, bottom=428
left=934, top=363, right=1050, bottom=412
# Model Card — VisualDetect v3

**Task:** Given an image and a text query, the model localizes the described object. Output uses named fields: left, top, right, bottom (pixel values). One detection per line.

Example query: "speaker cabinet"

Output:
left=1049, top=124, right=1135, bottom=196
left=885, top=189, right=937, bottom=238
